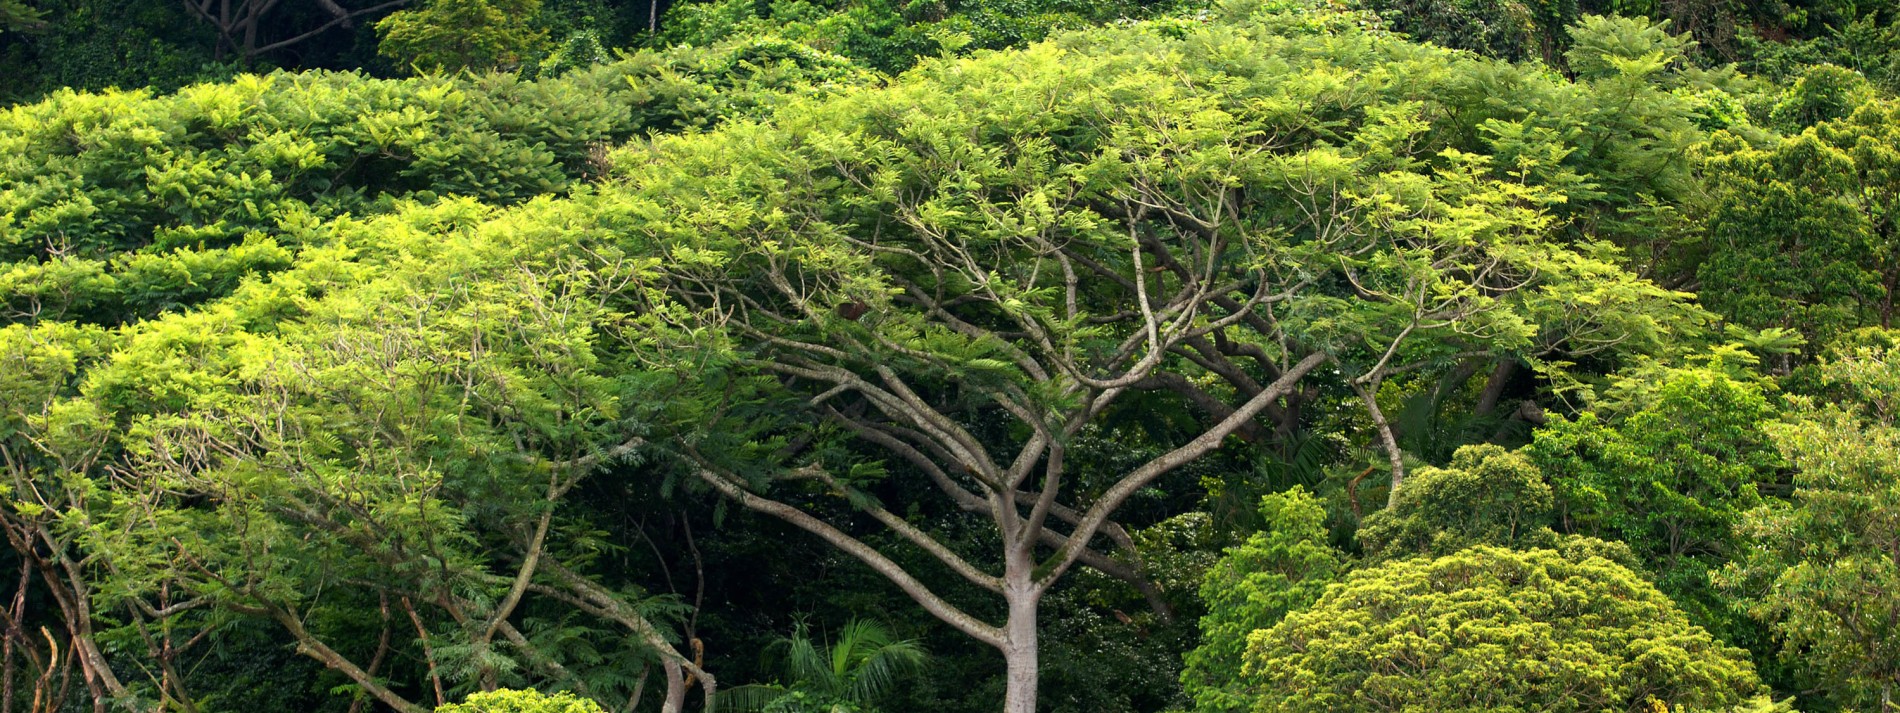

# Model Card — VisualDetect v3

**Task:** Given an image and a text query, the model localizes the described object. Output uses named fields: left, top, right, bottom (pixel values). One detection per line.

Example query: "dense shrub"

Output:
left=1356, top=444, right=1559, bottom=558
left=435, top=690, right=607, bottom=713
left=1241, top=545, right=1764, bottom=712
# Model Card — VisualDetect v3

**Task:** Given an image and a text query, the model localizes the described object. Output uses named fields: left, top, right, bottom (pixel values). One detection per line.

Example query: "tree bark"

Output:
left=1354, top=381, right=1407, bottom=506
left=1000, top=540, right=1041, bottom=713
left=1001, top=592, right=1039, bottom=713
left=1475, top=359, right=1517, bottom=417
left=273, top=606, right=425, bottom=713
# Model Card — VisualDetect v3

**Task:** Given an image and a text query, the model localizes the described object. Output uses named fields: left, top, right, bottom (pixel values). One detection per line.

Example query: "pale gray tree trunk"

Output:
left=1000, top=539, right=1041, bottom=713
left=1000, top=591, right=1040, bottom=713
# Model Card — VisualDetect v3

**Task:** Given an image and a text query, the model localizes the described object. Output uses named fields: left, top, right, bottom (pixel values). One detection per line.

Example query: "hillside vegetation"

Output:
left=2, top=0, right=1899, bottom=712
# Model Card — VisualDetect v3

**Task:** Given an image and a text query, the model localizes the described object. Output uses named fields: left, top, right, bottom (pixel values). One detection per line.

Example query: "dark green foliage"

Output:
left=0, top=0, right=225, bottom=102
left=1738, top=1, right=1900, bottom=91
left=721, top=619, right=925, bottom=712
left=1363, top=0, right=1573, bottom=62
left=0, top=0, right=43, bottom=32
left=1720, top=338, right=1900, bottom=711
left=1529, top=365, right=1781, bottom=658
left=1241, top=545, right=1764, bottom=712
left=1695, top=95, right=1900, bottom=352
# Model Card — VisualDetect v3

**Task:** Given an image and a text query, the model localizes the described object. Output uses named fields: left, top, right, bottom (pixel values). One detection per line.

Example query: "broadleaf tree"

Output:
left=1719, top=335, right=1900, bottom=710
left=603, top=5, right=1703, bottom=710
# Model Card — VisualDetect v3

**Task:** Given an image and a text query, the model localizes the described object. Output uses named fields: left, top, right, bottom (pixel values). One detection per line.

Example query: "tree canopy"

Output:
left=1241, top=545, right=1763, bottom=712
left=2, top=0, right=1899, bottom=712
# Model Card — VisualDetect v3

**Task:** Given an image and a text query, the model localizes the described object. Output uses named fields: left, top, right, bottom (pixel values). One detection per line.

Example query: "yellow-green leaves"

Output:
left=1244, top=545, right=1762, bottom=712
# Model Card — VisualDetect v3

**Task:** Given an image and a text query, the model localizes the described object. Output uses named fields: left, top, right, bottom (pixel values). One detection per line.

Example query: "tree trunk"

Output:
left=660, top=657, right=686, bottom=713
left=1001, top=591, right=1038, bottom=713
left=1000, top=536, right=1040, bottom=713
left=1475, top=359, right=1516, bottom=417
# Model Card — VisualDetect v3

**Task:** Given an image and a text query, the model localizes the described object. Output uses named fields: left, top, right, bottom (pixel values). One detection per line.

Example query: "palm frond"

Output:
left=714, top=684, right=791, bottom=713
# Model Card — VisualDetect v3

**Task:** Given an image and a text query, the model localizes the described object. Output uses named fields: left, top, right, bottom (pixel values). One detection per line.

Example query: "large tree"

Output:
left=1696, top=91, right=1900, bottom=355
left=0, top=37, right=877, bottom=713
left=1720, top=333, right=1900, bottom=711
left=1, top=200, right=714, bottom=713
left=608, top=6, right=1700, bottom=710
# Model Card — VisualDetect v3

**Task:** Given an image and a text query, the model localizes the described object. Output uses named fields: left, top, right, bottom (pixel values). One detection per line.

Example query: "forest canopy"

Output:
left=3, top=0, right=1900, bottom=712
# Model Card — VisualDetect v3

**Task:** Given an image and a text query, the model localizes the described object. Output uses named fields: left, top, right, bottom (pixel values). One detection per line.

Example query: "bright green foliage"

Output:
left=1554, top=16, right=1719, bottom=243
left=1528, top=366, right=1779, bottom=646
left=601, top=6, right=1701, bottom=704
left=4, top=0, right=1895, bottom=709
left=1241, top=545, right=1763, bottom=712
left=1357, top=444, right=1559, bottom=558
left=0, top=40, right=871, bottom=326
left=723, top=620, right=926, bottom=713
left=1719, top=339, right=1900, bottom=711
left=1, top=196, right=691, bottom=710
left=1180, top=488, right=1344, bottom=713
left=436, top=689, right=606, bottom=713
left=660, top=0, right=1155, bottom=74
left=377, top=0, right=550, bottom=73
left=1696, top=95, right=1900, bottom=352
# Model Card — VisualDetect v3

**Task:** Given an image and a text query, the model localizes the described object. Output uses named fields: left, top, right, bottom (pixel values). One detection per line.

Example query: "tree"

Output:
left=1696, top=92, right=1900, bottom=352
left=723, top=619, right=926, bottom=713
left=177, top=0, right=412, bottom=66
left=0, top=322, right=132, bottom=712
left=1527, top=363, right=1781, bottom=646
left=0, top=198, right=716, bottom=713
left=1718, top=336, right=1900, bottom=711
left=0, top=36, right=880, bottom=713
left=1358, top=0, right=1567, bottom=63
left=608, top=5, right=1699, bottom=711
left=1241, top=545, right=1763, bottom=712
left=1179, top=487, right=1343, bottom=713
left=377, top=0, right=548, bottom=73
left=1356, top=443, right=1561, bottom=559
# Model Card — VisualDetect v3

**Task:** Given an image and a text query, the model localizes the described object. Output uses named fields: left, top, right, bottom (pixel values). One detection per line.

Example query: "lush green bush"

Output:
left=377, top=0, right=549, bottom=73
left=1694, top=94, right=1900, bottom=351
left=435, top=689, right=606, bottom=713
left=1529, top=366, right=1778, bottom=594
left=1357, top=444, right=1560, bottom=558
left=1180, top=488, right=1344, bottom=713
left=1241, top=545, right=1764, bottom=712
